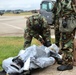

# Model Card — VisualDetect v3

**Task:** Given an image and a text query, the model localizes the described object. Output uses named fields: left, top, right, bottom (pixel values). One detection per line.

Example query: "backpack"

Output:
left=58, top=0, right=76, bottom=32
left=59, top=16, right=76, bottom=32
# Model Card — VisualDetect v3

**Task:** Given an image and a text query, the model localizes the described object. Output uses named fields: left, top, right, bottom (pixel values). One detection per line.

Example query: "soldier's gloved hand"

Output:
left=44, top=41, right=51, bottom=47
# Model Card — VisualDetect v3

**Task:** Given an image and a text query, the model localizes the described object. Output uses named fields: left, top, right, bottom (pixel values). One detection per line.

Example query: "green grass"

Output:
left=0, top=37, right=55, bottom=70
left=3, top=12, right=38, bottom=16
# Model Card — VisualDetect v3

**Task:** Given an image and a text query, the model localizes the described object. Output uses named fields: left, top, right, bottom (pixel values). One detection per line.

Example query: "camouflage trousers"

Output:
left=60, top=32, right=74, bottom=65
left=62, top=48, right=73, bottom=65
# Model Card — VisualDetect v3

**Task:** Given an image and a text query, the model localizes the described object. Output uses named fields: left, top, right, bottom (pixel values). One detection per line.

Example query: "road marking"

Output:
left=0, top=23, right=24, bottom=31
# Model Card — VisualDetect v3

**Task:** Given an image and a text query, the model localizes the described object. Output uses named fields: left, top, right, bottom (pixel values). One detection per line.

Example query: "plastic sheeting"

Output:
left=2, top=44, right=61, bottom=73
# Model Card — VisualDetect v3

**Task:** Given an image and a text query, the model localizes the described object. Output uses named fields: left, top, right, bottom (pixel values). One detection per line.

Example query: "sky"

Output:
left=0, top=0, right=42, bottom=10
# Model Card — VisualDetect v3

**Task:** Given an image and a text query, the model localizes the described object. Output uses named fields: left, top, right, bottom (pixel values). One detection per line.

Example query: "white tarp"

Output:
left=2, top=44, right=61, bottom=74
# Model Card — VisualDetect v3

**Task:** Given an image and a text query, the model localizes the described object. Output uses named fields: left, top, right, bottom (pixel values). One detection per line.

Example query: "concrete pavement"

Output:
left=32, top=64, right=76, bottom=75
left=0, top=16, right=26, bottom=36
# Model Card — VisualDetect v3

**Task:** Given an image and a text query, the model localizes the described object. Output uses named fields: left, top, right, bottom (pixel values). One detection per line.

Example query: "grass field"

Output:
left=3, top=12, right=38, bottom=16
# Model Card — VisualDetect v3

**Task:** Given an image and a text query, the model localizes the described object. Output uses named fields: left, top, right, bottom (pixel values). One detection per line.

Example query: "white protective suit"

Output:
left=2, top=44, right=61, bottom=74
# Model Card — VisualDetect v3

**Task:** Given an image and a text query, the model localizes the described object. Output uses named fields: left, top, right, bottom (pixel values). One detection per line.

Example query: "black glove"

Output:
left=43, top=41, right=51, bottom=47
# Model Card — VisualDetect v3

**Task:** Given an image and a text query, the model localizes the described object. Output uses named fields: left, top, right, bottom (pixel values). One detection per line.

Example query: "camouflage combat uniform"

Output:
left=24, top=14, right=51, bottom=49
left=55, top=0, right=76, bottom=65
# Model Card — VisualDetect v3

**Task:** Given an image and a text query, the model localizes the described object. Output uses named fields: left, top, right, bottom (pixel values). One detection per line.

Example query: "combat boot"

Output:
left=57, top=64, right=73, bottom=71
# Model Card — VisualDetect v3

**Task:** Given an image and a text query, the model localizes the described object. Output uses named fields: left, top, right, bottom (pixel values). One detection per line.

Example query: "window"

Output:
left=41, top=1, right=54, bottom=12
left=41, top=2, right=48, bottom=10
left=49, top=2, right=54, bottom=10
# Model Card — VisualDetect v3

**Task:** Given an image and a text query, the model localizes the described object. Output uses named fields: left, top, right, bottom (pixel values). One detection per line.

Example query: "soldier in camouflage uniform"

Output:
left=24, top=14, right=51, bottom=49
left=54, top=0, right=76, bottom=71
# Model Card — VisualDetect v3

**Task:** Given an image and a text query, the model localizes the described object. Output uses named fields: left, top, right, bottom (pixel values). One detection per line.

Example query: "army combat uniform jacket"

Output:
left=24, top=14, right=51, bottom=49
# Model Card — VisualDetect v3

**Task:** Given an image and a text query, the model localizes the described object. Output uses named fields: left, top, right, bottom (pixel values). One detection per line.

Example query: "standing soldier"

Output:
left=24, top=14, right=51, bottom=49
left=54, top=0, right=76, bottom=71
